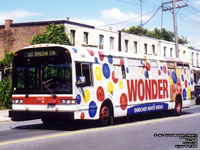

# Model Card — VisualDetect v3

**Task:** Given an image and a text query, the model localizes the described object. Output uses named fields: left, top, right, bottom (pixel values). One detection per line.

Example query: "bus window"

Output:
left=76, top=63, right=92, bottom=86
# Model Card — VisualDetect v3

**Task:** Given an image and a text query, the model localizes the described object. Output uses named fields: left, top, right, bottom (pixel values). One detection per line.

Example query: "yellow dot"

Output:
left=119, top=80, right=123, bottom=89
left=141, top=69, right=144, bottom=75
left=187, top=87, right=191, bottom=99
left=169, top=77, right=173, bottom=85
left=176, top=69, right=180, bottom=78
left=95, top=66, right=102, bottom=81
left=187, top=75, right=190, bottom=81
left=83, top=89, right=90, bottom=103
left=107, top=82, right=114, bottom=94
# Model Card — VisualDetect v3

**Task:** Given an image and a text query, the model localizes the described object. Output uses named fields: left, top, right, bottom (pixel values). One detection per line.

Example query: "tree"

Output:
left=0, top=53, right=13, bottom=109
left=123, top=26, right=188, bottom=45
left=30, top=24, right=72, bottom=45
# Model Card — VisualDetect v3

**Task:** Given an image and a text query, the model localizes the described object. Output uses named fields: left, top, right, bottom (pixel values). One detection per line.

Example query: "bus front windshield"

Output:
left=12, top=47, right=72, bottom=95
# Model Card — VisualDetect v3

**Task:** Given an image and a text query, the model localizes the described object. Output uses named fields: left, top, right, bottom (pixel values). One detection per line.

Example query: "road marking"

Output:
left=0, top=112, right=200, bottom=146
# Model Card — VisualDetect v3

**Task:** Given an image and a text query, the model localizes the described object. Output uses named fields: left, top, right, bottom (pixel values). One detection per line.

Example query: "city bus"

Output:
left=9, top=44, right=196, bottom=126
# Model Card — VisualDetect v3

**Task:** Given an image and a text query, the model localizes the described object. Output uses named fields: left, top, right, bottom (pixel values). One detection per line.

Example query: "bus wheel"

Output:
left=174, top=99, right=182, bottom=116
left=99, top=104, right=113, bottom=126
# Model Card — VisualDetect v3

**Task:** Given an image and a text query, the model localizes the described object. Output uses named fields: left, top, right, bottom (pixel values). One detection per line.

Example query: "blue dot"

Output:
left=168, top=71, right=170, bottom=76
left=102, top=63, right=110, bottom=79
left=190, top=78, right=194, bottom=85
left=181, top=74, right=184, bottom=82
left=172, top=72, right=177, bottom=84
left=76, top=94, right=81, bottom=104
left=89, top=101, right=97, bottom=118
left=160, top=66, right=163, bottom=71
left=140, top=60, right=143, bottom=64
left=126, top=67, right=129, bottom=73
left=182, top=89, right=187, bottom=100
left=72, top=48, right=78, bottom=53
left=94, top=57, right=98, bottom=63
left=108, top=55, right=113, bottom=64
left=144, top=71, right=149, bottom=78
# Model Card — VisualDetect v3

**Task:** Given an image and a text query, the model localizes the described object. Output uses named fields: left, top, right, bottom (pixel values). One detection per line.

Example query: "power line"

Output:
left=96, top=7, right=161, bottom=28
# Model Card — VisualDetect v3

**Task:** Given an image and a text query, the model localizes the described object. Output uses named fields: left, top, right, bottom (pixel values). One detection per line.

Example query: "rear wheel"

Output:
left=99, top=104, right=113, bottom=126
left=174, top=99, right=182, bottom=116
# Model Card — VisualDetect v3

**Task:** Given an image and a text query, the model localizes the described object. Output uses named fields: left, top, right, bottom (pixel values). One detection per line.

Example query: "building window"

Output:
left=125, top=40, right=128, bottom=52
left=191, top=52, right=194, bottom=66
left=70, top=30, right=76, bottom=46
left=110, top=37, right=114, bottom=51
left=152, top=45, right=155, bottom=54
left=170, top=48, right=173, bottom=57
left=134, top=41, right=137, bottom=53
left=163, top=46, right=166, bottom=57
left=144, top=43, right=147, bottom=54
left=83, top=32, right=88, bottom=45
left=99, top=35, right=104, bottom=49
left=197, top=53, right=199, bottom=67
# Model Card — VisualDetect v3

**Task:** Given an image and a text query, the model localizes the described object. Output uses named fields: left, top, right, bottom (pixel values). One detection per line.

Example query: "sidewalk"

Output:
left=0, top=110, right=11, bottom=122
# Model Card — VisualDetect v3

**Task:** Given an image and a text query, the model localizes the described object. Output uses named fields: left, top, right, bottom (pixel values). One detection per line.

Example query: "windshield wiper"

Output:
left=41, top=79, right=57, bottom=99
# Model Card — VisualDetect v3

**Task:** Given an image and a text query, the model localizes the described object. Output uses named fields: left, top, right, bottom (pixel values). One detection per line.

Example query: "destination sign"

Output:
left=25, top=50, right=57, bottom=57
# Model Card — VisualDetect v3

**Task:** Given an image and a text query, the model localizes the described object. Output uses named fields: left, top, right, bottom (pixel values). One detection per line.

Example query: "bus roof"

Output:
left=19, top=44, right=189, bottom=64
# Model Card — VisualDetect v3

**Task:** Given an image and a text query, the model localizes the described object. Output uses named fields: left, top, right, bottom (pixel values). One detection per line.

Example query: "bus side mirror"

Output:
left=76, top=76, right=86, bottom=86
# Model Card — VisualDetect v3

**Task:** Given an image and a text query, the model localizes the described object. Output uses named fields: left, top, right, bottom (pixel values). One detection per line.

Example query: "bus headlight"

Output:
left=61, top=99, right=76, bottom=105
left=12, top=99, right=23, bottom=104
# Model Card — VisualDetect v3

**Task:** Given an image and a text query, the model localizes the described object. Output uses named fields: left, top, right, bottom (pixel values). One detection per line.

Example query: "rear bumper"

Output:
left=9, top=110, right=74, bottom=121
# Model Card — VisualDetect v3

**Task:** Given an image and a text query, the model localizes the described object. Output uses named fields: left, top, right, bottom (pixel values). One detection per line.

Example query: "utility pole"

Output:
left=162, top=0, right=188, bottom=58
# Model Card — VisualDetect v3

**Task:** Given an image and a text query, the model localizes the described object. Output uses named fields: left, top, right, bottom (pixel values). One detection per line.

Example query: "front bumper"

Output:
left=9, top=110, right=74, bottom=121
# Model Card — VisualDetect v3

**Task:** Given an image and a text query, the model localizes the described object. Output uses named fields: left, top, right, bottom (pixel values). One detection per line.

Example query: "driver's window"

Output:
left=76, top=62, right=92, bottom=86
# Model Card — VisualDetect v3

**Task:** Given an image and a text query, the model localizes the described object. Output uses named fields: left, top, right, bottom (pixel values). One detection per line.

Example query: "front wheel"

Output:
left=99, top=104, right=113, bottom=126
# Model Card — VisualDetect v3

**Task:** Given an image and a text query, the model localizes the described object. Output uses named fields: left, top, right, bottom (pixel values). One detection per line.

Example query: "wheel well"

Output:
left=100, top=99, right=114, bottom=116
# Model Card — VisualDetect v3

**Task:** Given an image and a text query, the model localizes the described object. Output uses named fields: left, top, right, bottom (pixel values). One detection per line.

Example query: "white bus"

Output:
left=9, top=44, right=195, bottom=125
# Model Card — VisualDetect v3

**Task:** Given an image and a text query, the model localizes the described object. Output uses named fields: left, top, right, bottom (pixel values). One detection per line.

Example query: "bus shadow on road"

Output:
left=13, top=110, right=193, bottom=131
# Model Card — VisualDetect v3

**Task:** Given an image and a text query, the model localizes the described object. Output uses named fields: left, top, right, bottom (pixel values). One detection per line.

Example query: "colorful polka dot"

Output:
left=102, top=63, right=110, bottom=79
left=107, top=82, right=114, bottom=94
left=163, top=66, right=167, bottom=74
left=94, top=57, right=98, bottom=63
left=112, top=71, right=118, bottom=84
left=95, top=66, right=102, bottom=81
left=146, top=62, right=151, bottom=71
left=76, top=94, right=81, bottom=104
left=96, top=86, right=105, bottom=102
left=172, top=72, right=177, bottom=84
left=120, top=93, right=128, bottom=110
left=158, top=70, right=161, bottom=76
left=144, top=71, right=149, bottom=78
left=181, top=74, right=184, bottom=82
left=182, top=89, right=187, bottom=100
left=72, top=48, right=78, bottom=53
left=89, top=101, right=97, bottom=118
left=87, top=49, right=94, bottom=56
left=187, top=87, right=191, bottom=99
left=98, top=51, right=104, bottom=61
left=108, top=55, right=113, bottom=64
left=83, top=89, right=90, bottom=103
left=119, top=80, right=123, bottom=89
left=80, top=112, right=85, bottom=120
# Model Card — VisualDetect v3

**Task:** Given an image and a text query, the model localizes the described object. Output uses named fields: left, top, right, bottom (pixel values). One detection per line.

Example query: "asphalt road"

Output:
left=0, top=105, right=200, bottom=150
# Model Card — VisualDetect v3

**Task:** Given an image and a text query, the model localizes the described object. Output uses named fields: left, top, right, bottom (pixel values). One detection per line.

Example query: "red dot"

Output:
left=190, top=70, right=193, bottom=74
left=120, top=59, right=124, bottom=65
left=81, top=112, right=85, bottom=120
left=96, top=86, right=105, bottom=102
left=146, top=62, right=151, bottom=71
left=163, top=66, right=167, bottom=74
left=120, top=93, right=128, bottom=110
left=98, top=51, right=104, bottom=61
left=177, top=82, right=182, bottom=94
left=184, top=69, right=186, bottom=74
left=158, top=70, right=161, bottom=76
left=87, top=49, right=94, bottom=56
left=112, top=71, right=118, bottom=84
left=185, top=80, right=188, bottom=88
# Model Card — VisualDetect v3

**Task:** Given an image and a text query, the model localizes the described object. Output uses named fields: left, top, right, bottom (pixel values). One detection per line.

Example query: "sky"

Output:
left=0, top=0, right=200, bottom=49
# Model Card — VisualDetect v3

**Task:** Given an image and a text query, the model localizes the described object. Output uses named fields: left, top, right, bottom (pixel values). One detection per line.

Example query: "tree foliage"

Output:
left=123, top=26, right=188, bottom=44
left=0, top=53, right=14, bottom=109
left=30, top=24, right=72, bottom=45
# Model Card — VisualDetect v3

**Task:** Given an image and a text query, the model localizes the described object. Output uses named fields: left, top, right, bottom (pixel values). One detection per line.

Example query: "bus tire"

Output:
left=99, top=102, right=114, bottom=126
left=174, top=97, right=182, bottom=116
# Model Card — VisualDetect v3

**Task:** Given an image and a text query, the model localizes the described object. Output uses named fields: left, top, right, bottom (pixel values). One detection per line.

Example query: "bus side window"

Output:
left=76, top=62, right=92, bottom=86
left=121, top=65, right=126, bottom=79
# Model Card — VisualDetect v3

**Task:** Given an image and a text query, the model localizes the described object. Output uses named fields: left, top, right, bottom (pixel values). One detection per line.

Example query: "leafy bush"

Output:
left=0, top=76, right=12, bottom=109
